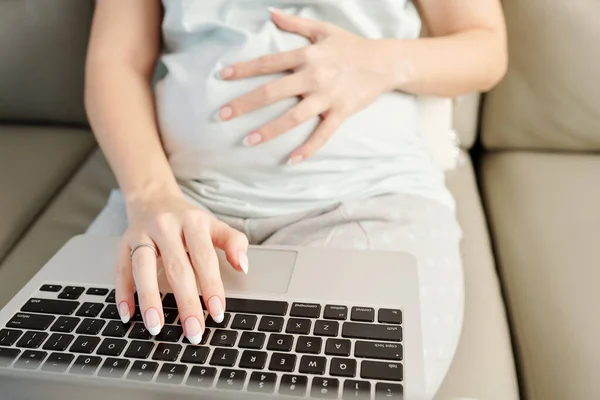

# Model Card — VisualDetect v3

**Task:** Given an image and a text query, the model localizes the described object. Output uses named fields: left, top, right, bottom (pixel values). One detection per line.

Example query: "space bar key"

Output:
left=342, top=322, right=402, bottom=342
left=225, top=298, right=288, bottom=316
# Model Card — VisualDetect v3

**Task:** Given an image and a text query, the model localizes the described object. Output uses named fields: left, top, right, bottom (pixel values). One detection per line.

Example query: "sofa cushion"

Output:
left=0, top=0, right=94, bottom=125
left=0, top=125, right=96, bottom=262
left=482, top=0, right=600, bottom=151
left=0, top=148, right=519, bottom=399
left=481, top=152, right=600, bottom=400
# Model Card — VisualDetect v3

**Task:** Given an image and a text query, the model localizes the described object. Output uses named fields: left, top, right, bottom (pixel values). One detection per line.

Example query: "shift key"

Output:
left=7, top=313, right=55, bottom=331
left=342, top=322, right=402, bottom=342
left=21, top=298, right=79, bottom=316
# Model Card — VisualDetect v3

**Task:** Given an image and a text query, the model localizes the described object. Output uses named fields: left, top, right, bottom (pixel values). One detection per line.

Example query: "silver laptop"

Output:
left=0, top=235, right=425, bottom=399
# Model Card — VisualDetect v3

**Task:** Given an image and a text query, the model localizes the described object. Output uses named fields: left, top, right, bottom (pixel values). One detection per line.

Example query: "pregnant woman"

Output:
left=85, top=0, right=506, bottom=396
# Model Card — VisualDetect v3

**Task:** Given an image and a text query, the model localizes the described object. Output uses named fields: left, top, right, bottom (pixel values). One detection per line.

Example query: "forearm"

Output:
left=85, top=63, right=182, bottom=210
left=380, top=28, right=508, bottom=97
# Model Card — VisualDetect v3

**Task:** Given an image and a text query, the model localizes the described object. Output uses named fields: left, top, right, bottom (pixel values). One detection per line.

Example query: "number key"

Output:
left=217, top=368, right=247, bottom=391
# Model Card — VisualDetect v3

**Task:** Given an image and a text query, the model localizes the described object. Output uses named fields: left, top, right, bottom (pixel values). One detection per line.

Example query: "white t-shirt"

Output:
left=156, top=0, right=455, bottom=217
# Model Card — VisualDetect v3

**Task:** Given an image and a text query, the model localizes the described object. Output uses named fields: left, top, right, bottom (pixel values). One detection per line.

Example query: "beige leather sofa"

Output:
left=0, top=1, right=598, bottom=399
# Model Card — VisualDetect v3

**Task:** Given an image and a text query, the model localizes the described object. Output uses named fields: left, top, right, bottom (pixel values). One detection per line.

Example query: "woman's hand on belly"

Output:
left=115, top=193, right=249, bottom=344
left=215, top=8, right=397, bottom=164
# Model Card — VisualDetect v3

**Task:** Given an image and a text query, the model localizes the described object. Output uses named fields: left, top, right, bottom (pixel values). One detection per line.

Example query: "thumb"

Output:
left=211, top=220, right=250, bottom=274
left=268, top=7, right=330, bottom=42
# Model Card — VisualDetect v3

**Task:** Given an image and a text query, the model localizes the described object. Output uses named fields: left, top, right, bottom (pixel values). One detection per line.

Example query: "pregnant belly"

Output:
left=155, top=52, right=419, bottom=182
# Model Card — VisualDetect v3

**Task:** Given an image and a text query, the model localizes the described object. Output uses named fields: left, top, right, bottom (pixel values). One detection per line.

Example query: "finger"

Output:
left=289, top=112, right=345, bottom=164
left=183, top=220, right=226, bottom=325
left=153, top=225, right=205, bottom=345
left=243, top=95, right=330, bottom=146
left=269, top=7, right=332, bottom=42
left=220, top=48, right=306, bottom=80
left=114, top=239, right=135, bottom=324
left=129, top=236, right=163, bottom=336
left=224, top=73, right=313, bottom=121
left=211, top=219, right=250, bottom=274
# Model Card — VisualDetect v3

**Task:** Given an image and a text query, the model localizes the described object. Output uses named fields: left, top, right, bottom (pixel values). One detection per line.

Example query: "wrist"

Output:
left=375, top=39, right=417, bottom=92
left=123, top=179, right=183, bottom=213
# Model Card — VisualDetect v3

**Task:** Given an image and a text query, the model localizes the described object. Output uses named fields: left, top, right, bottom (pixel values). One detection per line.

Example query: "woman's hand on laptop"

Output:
left=216, top=8, right=397, bottom=164
left=115, top=193, right=249, bottom=344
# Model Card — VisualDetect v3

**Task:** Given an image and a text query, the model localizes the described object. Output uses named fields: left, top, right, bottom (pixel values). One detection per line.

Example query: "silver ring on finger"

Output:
left=130, top=243, right=159, bottom=261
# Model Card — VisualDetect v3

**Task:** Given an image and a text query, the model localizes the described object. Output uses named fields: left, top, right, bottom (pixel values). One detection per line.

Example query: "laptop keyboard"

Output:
left=0, top=283, right=404, bottom=399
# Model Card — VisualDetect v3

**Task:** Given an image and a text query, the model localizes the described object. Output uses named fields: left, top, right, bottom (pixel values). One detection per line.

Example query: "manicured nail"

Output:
left=219, top=66, right=234, bottom=79
left=217, top=106, right=233, bottom=121
left=242, top=132, right=262, bottom=146
left=208, top=296, right=225, bottom=323
left=144, top=308, right=161, bottom=336
left=118, top=302, right=130, bottom=324
left=268, top=7, right=283, bottom=14
left=238, top=250, right=249, bottom=274
left=184, top=317, right=203, bottom=345
left=287, top=155, right=304, bottom=165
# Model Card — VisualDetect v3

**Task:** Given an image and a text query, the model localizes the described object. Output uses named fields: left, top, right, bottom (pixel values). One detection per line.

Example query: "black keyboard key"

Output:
left=129, top=323, right=152, bottom=340
left=156, top=325, right=183, bottom=342
left=355, top=341, right=403, bottom=361
left=40, top=284, right=62, bottom=292
left=41, top=352, right=74, bottom=373
left=361, top=361, right=403, bottom=382
left=324, top=305, right=348, bottom=320
left=62, top=286, right=85, bottom=295
left=325, top=339, right=351, bottom=357
left=290, top=302, right=321, bottom=318
left=226, top=298, right=288, bottom=316
left=50, top=316, right=80, bottom=333
left=163, top=308, right=178, bottom=324
left=205, top=313, right=231, bottom=329
left=76, top=318, right=106, bottom=335
left=130, top=307, right=143, bottom=322
left=231, top=314, right=257, bottom=330
left=157, top=363, right=187, bottom=384
left=210, top=329, right=238, bottom=347
left=58, top=292, right=82, bottom=300
left=7, top=313, right=54, bottom=331
left=378, top=309, right=402, bottom=325
left=105, top=290, right=116, bottom=303
left=100, top=304, right=121, bottom=320
left=102, top=320, right=130, bottom=337
left=342, top=322, right=402, bottom=342
left=152, top=343, right=182, bottom=361
left=268, top=352, right=297, bottom=372
left=16, top=331, right=48, bottom=349
left=258, top=316, right=284, bottom=332
left=182, top=328, right=210, bottom=345
left=351, top=307, right=375, bottom=323
left=181, top=345, right=210, bottom=364
left=127, top=360, right=158, bottom=381
left=299, top=355, right=326, bottom=375
left=14, top=350, right=47, bottom=370
left=76, top=302, right=104, bottom=318
left=187, top=366, right=217, bottom=387
left=296, top=336, right=323, bottom=354
left=69, top=335, right=101, bottom=354
left=239, top=350, right=267, bottom=370
left=0, top=328, right=23, bottom=346
left=267, top=334, right=294, bottom=352
left=210, top=348, right=238, bottom=367
left=248, top=371, right=276, bottom=393
left=314, top=320, right=339, bottom=337
left=42, top=333, right=74, bottom=351
left=97, top=338, right=128, bottom=356
left=376, top=382, right=403, bottom=399
left=217, top=368, right=246, bottom=391
left=330, top=357, right=357, bottom=377
left=21, top=298, right=79, bottom=316
left=70, top=355, right=101, bottom=375
left=98, top=357, right=130, bottom=378
left=0, top=347, right=20, bottom=367
left=86, top=287, right=109, bottom=296
left=311, top=377, right=340, bottom=399
left=124, top=340, right=155, bottom=359
left=280, top=374, right=308, bottom=397
left=286, top=318, right=312, bottom=335
left=162, top=293, right=177, bottom=308
left=344, top=380, right=372, bottom=400
left=239, top=331, right=266, bottom=349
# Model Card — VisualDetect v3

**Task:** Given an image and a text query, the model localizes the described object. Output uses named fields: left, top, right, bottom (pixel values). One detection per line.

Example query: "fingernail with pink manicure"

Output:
left=208, top=296, right=225, bottom=324
left=144, top=308, right=162, bottom=336
left=238, top=250, right=249, bottom=274
left=118, top=302, right=130, bottom=324
left=184, top=317, right=203, bottom=345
